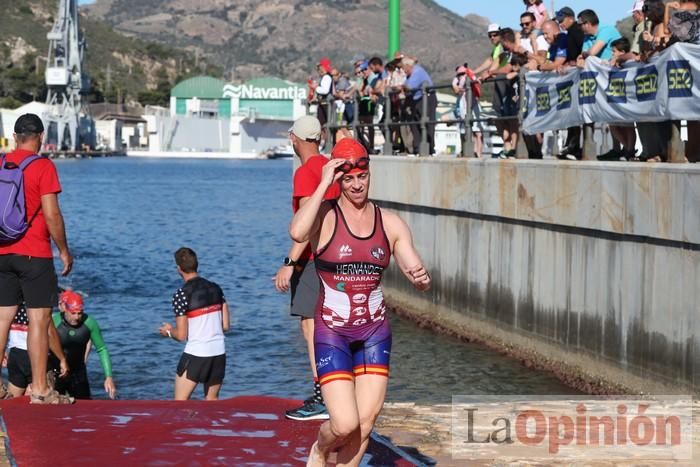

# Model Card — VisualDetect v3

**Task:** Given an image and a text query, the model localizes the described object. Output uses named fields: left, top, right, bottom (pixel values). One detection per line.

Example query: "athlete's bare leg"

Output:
left=203, top=383, right=221, bottom=400
left=300, top=318, right=318, bottom=379
left=174, top=372, right=198, bottom=400
left=7, top=382, right=26, bottom=398
left=336, top=375, right=388, bottom=466
left=309, top=380, right=360, bottom=466
left=26, top=308, right=51, bottom=395
left=0, top=306, right=18, bottom=387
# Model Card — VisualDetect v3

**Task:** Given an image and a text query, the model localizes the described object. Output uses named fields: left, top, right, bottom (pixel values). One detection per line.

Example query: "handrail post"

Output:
left=582, top=123, right=596, bottom=160
left=668, top=120, right=685, bottom=163
left=326, top=98, right=333, bottom=149
left=516, top=70, right=528, bottom=159
left=463, top=76, right=474, bottom=158
left=383, top=88, right=392, bottom=155
left=352, top=94, right=360, bottom=142
left=419, top=83, right=429, bottom=156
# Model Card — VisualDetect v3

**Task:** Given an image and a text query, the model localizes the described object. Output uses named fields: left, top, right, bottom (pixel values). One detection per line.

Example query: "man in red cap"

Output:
left=310, top=58, right=334, bottom=146
left=290, top=138, right=431, bottom=465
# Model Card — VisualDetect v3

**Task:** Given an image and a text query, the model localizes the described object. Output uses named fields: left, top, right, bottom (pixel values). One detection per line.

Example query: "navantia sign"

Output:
left=223, top=84, right=306, bottom=100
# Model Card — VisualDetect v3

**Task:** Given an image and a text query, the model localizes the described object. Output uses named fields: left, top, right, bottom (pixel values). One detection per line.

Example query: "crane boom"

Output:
left=44, top=0, right=90, bottom=151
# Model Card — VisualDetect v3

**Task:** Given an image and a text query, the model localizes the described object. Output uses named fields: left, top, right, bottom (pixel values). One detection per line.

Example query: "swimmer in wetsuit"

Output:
left=50, top=290, right=116, bottom=399
left=290, top=138, right=431, bottom=466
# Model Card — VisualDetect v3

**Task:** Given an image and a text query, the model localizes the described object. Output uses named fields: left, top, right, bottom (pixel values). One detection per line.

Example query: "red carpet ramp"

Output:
left=0, top=396, right=430, bottom=466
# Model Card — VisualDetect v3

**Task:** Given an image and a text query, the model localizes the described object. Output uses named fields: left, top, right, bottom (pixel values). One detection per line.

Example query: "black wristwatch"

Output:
left=284, top=257, right=298, bottom=267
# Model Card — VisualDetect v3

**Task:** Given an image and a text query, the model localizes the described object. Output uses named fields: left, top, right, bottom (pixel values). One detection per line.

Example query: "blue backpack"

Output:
left=0, top=153, right=43, bottom=244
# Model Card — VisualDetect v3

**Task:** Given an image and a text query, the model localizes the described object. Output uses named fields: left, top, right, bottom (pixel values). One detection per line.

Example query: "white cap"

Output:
left=289, top=115, right=321, bottom=141
left=630, top=0, right=644, bottom=12
left=487, top=23, right=500, bottom=34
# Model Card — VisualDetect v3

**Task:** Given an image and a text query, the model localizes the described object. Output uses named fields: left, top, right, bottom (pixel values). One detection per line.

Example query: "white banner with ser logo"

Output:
left=522, top=43, right=700, bottom=135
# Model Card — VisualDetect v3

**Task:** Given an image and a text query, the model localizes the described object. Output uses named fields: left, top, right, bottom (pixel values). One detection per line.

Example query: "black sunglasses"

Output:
left=337, top=157, right=370, bottom=173
left=520, top=22, right=532, bottom=27
left=488, top=33, right=499, bottom=38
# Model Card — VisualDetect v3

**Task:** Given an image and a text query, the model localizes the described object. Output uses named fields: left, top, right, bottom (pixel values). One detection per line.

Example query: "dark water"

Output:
left=42, top=158, right=576, bottom=401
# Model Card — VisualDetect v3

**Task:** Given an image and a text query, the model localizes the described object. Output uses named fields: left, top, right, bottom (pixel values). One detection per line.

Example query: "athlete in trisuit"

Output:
left=5, top=303, right=71, bottom=400
left=159, top=247, right=230, bottom=401
left=290, top=138, right=431, bottom=466
left=49, top=290, right=116, bottom=399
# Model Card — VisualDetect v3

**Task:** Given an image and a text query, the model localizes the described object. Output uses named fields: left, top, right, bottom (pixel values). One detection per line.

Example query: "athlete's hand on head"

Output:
left=321, top=158, right=346, bottom=188
left=407, top=264, right=431, bottom=291
left=273, top=265, right=294, bottom=293
left=104, top=377, right=116, bottom=399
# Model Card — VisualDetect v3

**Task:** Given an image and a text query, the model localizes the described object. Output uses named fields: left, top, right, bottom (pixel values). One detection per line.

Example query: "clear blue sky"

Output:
left=436, top=0, right=631, bottom=28
left=78, top=0, right=630, bottom=28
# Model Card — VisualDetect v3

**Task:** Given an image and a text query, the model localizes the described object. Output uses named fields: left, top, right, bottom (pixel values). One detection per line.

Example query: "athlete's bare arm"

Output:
left=48, top=324, right=69, bottom=377
left=274, top=198, right=313, bottom=293
left=159, top=316, right=188, bottom=342
left=383, top=210, right=431, bottom=291
left=289, top=158, right=345, bottom=243
left=222, top=302, right=230, bottom=332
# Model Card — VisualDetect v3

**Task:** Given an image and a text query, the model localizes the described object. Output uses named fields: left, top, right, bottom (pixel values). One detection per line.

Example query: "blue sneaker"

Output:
left=285, top=397, right=330, bottom=421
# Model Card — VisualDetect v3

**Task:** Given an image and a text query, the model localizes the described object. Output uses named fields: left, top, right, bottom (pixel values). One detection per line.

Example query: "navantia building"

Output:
left=147, top=76, right=307, bottom=156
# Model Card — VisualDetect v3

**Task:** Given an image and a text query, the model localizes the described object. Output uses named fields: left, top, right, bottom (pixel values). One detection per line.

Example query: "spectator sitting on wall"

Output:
left=524, top=0, right=550, bottom=31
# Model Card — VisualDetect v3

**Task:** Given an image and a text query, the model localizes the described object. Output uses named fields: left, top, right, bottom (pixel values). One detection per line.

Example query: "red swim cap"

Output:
left=59, top=290, right=84, bottom=313
left=331, top=139, right=369, bottom=174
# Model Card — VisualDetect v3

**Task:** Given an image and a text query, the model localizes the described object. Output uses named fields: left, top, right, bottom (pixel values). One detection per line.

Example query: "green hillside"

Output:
left=0, top=0, right=221, bottom=109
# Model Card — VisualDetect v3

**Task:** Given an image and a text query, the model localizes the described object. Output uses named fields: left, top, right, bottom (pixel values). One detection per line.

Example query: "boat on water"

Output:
left=264, top=144, right=295, bottom=159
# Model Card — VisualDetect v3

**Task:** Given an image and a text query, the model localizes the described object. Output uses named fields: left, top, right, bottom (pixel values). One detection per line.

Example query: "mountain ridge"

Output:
left=84, top=0, right=492, bottom=84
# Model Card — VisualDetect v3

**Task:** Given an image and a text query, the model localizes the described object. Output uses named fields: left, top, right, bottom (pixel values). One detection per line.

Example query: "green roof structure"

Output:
left=171, top=76, right=226, bottom=99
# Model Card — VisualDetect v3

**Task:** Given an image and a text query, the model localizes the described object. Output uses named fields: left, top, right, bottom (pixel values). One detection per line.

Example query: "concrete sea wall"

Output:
left=369, top=157, right=700, bottom=394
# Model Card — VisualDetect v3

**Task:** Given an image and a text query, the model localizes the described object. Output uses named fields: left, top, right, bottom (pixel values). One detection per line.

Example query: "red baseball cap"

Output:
left=59, top=290, right=84, bottom=313
left=318, top=57, right=332, bottom=73
left=331, top=138, right=369, bottom=174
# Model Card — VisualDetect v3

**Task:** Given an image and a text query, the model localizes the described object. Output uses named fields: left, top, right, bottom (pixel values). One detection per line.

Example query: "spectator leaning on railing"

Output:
left=665, top=0, right=700, bottom=162
left=402, top=57, right=437, bottom=156
left=554, top=6, right=585, bottom=160
left=487, top=28, right=528, bottom=158
left=635, top=0, right=673, bottom=162
left=519, top=12, right=549, bottom=57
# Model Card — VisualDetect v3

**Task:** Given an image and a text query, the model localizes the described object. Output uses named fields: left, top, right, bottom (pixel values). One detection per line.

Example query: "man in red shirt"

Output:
left=274, top=115, right=340, bottom=420
left=0, top=114, right=73, bottom=404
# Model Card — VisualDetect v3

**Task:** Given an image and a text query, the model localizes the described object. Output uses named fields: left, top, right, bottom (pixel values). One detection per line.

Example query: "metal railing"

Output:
left=311, top=73, right=527, bottom=158
left=311, top=71, right=688, bottom=162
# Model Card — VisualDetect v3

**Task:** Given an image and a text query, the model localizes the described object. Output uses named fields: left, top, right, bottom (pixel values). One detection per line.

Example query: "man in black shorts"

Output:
left=0, top=114, right=73, bottom=404
left=274, top=116, right=339, bottom=421
left=159, top=247, right=230, bottom=400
